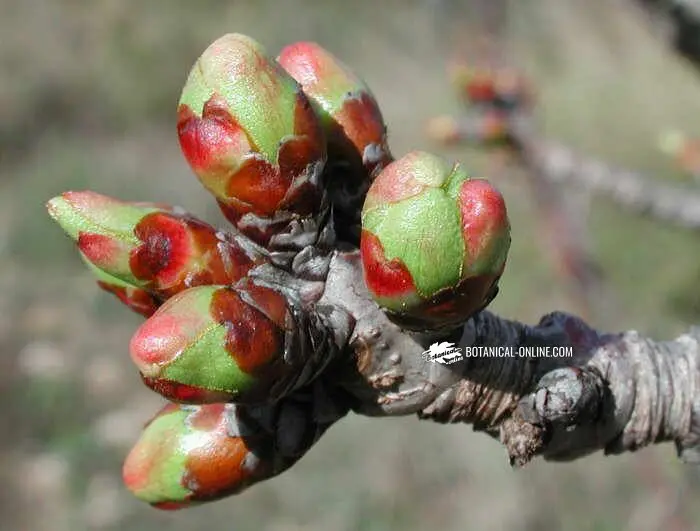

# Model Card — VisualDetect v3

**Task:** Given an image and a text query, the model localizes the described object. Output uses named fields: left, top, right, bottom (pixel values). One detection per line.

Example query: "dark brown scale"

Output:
left=130, top=213, right=179, bottom=281
left=278, top=136, right=321, bottom=185
left=290, top=92, right=325, bottom=170
left=325, top=94, right=393, bottom=244
left=234, top=277, right=289, bottom=329
left=387, top=272, right=502, bottom=331
left=218, top=201, right=291, bottom=248
left=217, top=200, right=245, bottom=225
left=293, top=91, right=323, bottom=138
left=182, top=406, right=272, bottom=501
left=218, top=240, right=259, bottom=282
left=226, top=158, right=288, bottom=216
left=210, top=288, right=284, bottom=374
left=185, top=215, right=257, bottom=284
left=280, top=179, right=325, bottom=222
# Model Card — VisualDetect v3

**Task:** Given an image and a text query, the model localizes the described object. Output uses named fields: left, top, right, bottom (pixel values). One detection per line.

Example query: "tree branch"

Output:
left=311, top=250, right=700, bottom=467
left=529, top=137, right=700, bottom=231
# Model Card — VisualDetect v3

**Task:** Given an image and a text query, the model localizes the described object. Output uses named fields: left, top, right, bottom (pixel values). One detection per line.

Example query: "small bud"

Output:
left=177, top=34, right=327, bottom=245
left=130, top=283, right=292, bottom=404
left=448, top=63, right=497, bottom=104
left=46, top=191, right=267, bottom=306
left=278, top=42, right=393, bottom=243
left=47, top=191, right=162, bottom=281
left=278, top=41, right=392, bottom=178
left=361, top=151, right=510, bottom=330
left=122, top=403, right=272, bottom=509
left=448, top=62, right=534, bottom=113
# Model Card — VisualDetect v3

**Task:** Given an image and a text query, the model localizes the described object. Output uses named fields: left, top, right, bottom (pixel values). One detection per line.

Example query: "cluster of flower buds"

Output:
left=659, top=130, right=700, bottom=179
left=47, top=32, right=511, bottom=509
left=425, top=61, right=534, bottom=149
left=178, top=34, right=392, bottom=248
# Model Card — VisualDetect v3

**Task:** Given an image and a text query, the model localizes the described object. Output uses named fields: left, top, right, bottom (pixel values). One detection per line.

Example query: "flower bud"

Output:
left=448, top=62, right=534, bottom=113
left=130, top=283, right=292, bottom=404
left=177, top=34, right=327, bottom=245
left=277, top=41, right=392, bottom=178
left=278, top=42, right=393, bottom=243
left=448, top=63, right=497, bottom=104
left=360, top=151, right=510, bottom=330
left=46, top=191, right=266, bottom=304
left=122, top=403, right=272, bottom=509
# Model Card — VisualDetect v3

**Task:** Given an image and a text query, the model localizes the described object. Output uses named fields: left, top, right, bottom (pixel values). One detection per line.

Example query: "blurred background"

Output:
left=2, top=0, right=700, bottom=529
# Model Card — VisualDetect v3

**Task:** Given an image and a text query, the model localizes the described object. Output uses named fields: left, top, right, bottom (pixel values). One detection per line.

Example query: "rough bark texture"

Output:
left=252, top=250, right=700, bottom=471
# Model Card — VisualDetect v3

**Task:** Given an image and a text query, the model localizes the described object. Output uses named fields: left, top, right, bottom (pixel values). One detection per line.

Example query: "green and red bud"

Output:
left=360, top=151, right=510, bottom=330
left=277, top=41, right=392, bottom=178
left=278, top=42, right=393, bottom=243
left=177, top=33, right=327, bottom=245
left=130, top=281, right=294, bottom=404
left=46, top=191, right=267, bottom=310
left=123, top=403, right=272, bottom=509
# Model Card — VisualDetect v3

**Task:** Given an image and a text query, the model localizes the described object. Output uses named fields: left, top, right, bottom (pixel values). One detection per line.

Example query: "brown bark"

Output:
left=285, top=250, right=700, bottom=468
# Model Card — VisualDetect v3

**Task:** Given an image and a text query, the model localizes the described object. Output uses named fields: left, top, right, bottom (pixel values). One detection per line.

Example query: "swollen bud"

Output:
left=46, top=191, right=267, bottom=308
left=130, top=282, right=293, bottom=404
left=360, top=151, right=510, bottom=330
left=278, top=41, right=393, bottom=242
left=277, top=41, right=392, bottom=178
left=122, top=403, right=272, bottom=509
left=177, top=33, right=327, bottom=245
